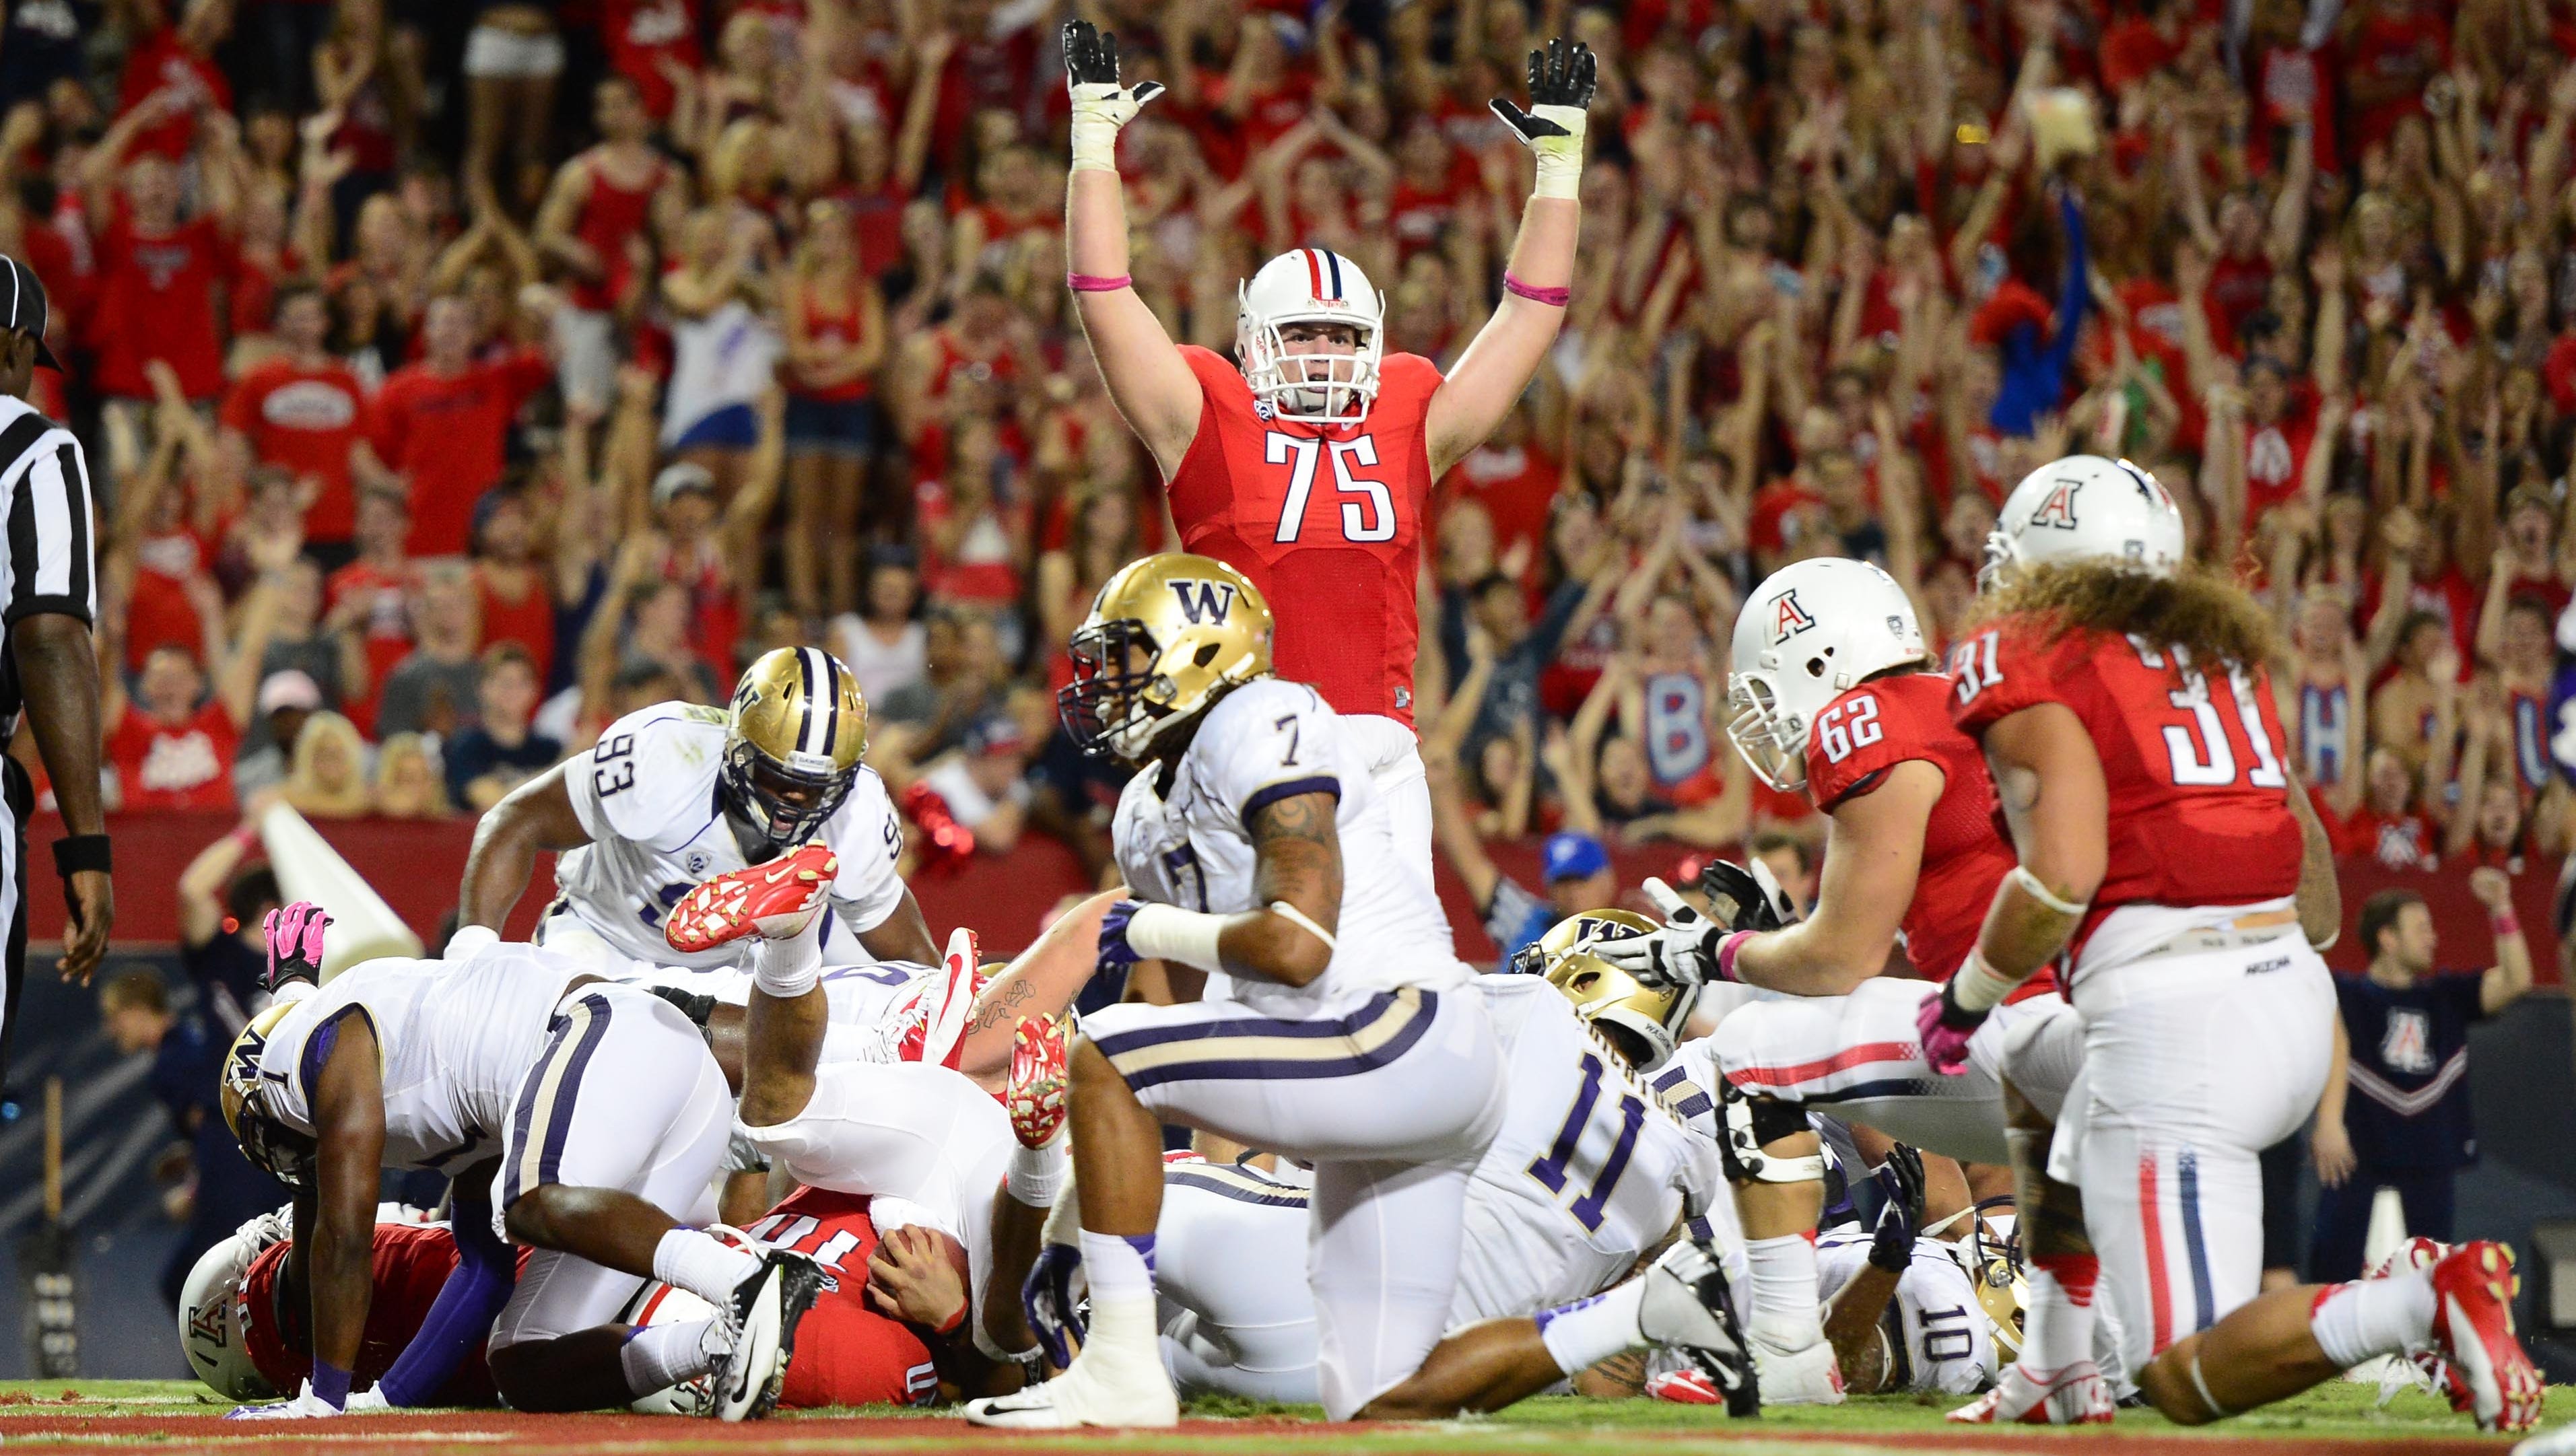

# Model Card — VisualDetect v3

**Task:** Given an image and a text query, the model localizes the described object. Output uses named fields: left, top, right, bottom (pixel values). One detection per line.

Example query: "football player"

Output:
left=941, top=556, right=1742, bottom=1427
left=1598, top=557, right=2084, bottom=1402
left=1020, top=911, right=1749, bottom=1413
left=1934, top=455, right=2539, bottom=1430
left=214, top=904, right=823, bottom=1421
left=458, top=646, right=937, bottom=977
left=1054, top=20, right=1592, bottom=878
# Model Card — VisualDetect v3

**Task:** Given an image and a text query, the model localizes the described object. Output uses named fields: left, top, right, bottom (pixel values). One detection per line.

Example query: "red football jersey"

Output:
left=1948, top=619, right=2303, bottom=952
left=238, top=1222, right=520, bottom=1406
left=1166, top=343, right=1441, bottom=727
left=739, top=1186, right=941, bottom=1410
left=1802, top=670, right=2031, bottom=986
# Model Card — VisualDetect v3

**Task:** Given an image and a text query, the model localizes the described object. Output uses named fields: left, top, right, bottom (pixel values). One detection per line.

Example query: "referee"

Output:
left=0, top=254, right=110, bottom=1084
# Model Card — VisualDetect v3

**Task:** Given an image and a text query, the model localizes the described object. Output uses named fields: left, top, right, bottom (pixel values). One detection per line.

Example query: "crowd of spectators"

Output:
left=17, top=0, right=2573, bottom=893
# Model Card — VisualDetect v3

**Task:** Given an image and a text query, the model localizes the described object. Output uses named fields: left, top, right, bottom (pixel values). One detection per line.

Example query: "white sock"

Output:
left=1535, top=1280, right=1648, bottom=1375
left=652, top=1228, right=764, bottom=1306
left=752, top=915, right=822, bottom=999
left=2022, top=1253, right=2099, bottom=1373
left=1079, top=1229, right=1156, bottom=1303
left=619, top=1319, right=716, bottom=1395
left=2310, top=1270, right=2437, bottom=1368
left=1744, top=1233, right=1825, bottom=1350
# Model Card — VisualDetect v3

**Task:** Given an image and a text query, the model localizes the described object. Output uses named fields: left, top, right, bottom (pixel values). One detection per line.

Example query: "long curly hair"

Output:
left=1969, top=560, right=2284, bottom=674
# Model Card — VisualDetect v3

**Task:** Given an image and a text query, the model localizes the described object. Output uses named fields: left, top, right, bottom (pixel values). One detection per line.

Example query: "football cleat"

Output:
left=2427, top=1241, right=2544, bottom=1433
left=1638, top=1241, right=1759, bottom=1417
left=963, top=1317, right=1180, bottom=1428
left=665, top=845, right=838, bottom=954
left=707, top=1249, right=829, bottom=1422
left=1948, top=1360, right=2117, bottom=1424
left=1751, top=1333, right=1845, bottom=1406
left=915, top=926, right=978, bottom=1071
left=1007, top=1013, right=1072, bottom=1149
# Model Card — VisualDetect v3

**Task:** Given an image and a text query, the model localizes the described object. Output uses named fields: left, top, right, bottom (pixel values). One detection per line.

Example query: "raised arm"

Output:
left=1426, top=38, right=1595, bottom=478
left=1060, top=21, right=1202, bottom=479
left=2467, top=865, right=2534, bottom=1014
left=457, top=763, right=593, bottom=930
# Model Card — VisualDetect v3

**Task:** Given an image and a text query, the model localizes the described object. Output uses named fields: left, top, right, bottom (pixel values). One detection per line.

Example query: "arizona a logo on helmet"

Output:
left=2030, top=479, right=2082, bottom=530
left=1769, top=589, right=1817, bottom=644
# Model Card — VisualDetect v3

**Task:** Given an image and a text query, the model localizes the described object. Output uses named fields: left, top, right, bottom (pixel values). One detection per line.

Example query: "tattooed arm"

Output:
left=1220, top=790, right=1346, bottom=986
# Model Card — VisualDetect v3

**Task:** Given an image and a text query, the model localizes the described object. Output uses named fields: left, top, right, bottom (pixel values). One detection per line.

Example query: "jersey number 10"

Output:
left=1266, top=431, right=1395, bottom=544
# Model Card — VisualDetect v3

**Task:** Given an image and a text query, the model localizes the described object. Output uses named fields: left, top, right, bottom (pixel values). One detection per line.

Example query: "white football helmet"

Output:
left=1727, top=558, right=1930, bottom=793
left=1982, top=454, right=2185, bottom=592
left=179, top=1233, right=279, bottom=1401
left=1236, top=247, right=1384, bottom=423
left=619, top=1280, right=720, bottom=1415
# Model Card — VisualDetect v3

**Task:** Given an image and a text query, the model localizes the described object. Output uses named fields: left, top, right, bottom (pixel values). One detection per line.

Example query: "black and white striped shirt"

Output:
left=0, top=395, right=94, bottom=728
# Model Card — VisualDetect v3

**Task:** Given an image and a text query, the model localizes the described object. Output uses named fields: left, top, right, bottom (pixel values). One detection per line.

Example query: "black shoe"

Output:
left=708, top=1249, right=830, bottom=1421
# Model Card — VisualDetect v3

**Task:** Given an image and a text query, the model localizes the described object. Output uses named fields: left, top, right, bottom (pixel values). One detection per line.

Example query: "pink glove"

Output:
left=263, top=901, right=331, bottom=990
left=1914, top=983, right=1979, bottom=1076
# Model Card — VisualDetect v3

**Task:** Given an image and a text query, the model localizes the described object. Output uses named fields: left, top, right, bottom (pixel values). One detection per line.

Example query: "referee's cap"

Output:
left=0, top=255, right=60, bottom=370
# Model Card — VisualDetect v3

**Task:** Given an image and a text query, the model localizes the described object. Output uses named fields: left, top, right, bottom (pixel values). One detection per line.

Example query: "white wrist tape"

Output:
left=1122, top=902, right=1228, bottom=974
left=1530, top=103, right=1588, bottom=200
left=1007, top=1140, right=1066, bottom=1208
left=1948, top=948, right=2025, bottom=1015
left=1266, top=901, right=1338, bottom=956
left=2007, top=864, right=2091, bottom=918
left=1069, top=85, right=1137, bottom=174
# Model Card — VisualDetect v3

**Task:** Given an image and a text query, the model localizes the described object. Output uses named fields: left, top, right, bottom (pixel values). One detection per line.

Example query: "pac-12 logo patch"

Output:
left=1168, top=579, right=1240, bottom=625
left=1769, top=590, right=1817, bottom=643
left=2030, top=481, right=2082, bottom=529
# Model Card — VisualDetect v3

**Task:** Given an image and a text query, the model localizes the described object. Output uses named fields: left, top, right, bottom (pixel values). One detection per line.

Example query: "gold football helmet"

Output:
left=1059, top=553, right=1275, bottom=761
left=1516, top=909, right=1701, bottom=1071
left=219, top=996, right=318, bottom=1186
left=725, top=647, right=869, bottom=844
left=1949, top=1199, right=2029, bottom=1362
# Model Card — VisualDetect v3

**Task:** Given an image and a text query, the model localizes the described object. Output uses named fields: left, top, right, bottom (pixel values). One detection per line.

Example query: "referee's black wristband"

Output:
left=51, top=834, right=110, bottom=877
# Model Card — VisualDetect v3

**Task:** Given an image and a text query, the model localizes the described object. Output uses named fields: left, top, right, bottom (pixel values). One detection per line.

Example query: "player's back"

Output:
left=1165, top=345, right=1441, bottom=726
left=252, top=945, right=577, bottom=1168
left=1951, top=619, right=2302, bottom=964
left=1800, top=670, right=2019, bottom=980
left=1454, top=976, right=1715, bottom=1323
left=1124, top=678, right=1464, bottom=1009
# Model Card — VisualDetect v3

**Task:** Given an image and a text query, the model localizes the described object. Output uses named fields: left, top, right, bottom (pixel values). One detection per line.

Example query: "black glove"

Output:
left=1062, top=19, right=1120, bottom=87
left=1867, top=1144, right=1926, bottom=1273
left=1489, top=37, right=1598, bottom=141
left=1698, top=858, right=1792, bottom=931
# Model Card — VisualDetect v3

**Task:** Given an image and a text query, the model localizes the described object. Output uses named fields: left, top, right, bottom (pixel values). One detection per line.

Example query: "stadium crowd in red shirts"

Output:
left=9, top=0, right=2567, bottom=896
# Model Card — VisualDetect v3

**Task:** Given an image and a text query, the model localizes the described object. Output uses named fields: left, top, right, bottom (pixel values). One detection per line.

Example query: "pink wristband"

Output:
left=1714, top=930, right=1753, bottom=983
left=1066, top=272, right=1132, bottom=293
left=226, top=823, right=262, bottom=853
left=1503, top=271, right=1571, bottom=308
left=2492, top=910, right=2521, bottom=936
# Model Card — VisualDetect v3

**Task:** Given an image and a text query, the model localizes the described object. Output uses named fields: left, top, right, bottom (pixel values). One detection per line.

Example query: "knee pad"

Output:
left=1719, top=1082, right=1825, bottom=1185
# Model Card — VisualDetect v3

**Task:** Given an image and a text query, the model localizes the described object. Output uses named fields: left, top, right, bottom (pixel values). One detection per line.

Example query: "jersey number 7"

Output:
left=1266, top=431, right=1395, bottom=544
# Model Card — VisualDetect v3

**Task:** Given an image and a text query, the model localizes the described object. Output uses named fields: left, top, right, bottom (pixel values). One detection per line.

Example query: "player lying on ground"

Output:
left=215, top=903, right=824, bottom=1421
left=459, top=646, right=939, bottom=977
left=1598, top=557, right=2087, bottom=1405
left=1931, top=454, right=2539, bottom=1432
left=662, top=847, right=1071, bottom=1397
left=1058, top=20, right=1592, bottom=876
left=1019, top=913, right=1752, bottom=1412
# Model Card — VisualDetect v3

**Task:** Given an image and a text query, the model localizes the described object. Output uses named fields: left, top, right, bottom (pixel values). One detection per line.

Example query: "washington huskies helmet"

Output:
left=1058, top=553, right=1275, bottom=761
left=1728, top=559, right=1930, bottom=793
left=1238, top=247, right=1384, bottom=423
left=219, top=992, right=318, bottom=1187
left=724, top=647, right=869, bottom=845
left=1946, top=1198, right=2029, bottom=1362
left=1983, top=454, right=2184, bottom=592
left=178, top=1232, right=279, bottom=1400
left=1514, top=909, right=1701, bottom=1071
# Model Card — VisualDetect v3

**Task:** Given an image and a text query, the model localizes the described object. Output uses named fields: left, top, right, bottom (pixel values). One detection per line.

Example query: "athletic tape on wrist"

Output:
left=1947, top=948, right=2023, bottom=1015
left=1123, top=901, right=1228, bottom=974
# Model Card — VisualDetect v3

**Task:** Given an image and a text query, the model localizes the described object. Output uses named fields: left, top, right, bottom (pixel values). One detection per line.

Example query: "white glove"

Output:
left=1063, top=20, right=1163, bottom=174
left=1593, top=876, right=1725, bottom=989
left=224, top=1381, right=345, bottom=1420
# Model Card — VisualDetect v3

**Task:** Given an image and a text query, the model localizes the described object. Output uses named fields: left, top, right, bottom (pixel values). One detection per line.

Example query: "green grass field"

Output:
left=0, top=1377, right=2565, bottom=1454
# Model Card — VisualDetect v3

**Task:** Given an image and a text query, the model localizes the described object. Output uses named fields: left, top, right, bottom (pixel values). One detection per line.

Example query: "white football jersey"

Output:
left=247, top=944, right=584, bottom=1172
left=1815, top=1228, right=1998, bottom=1394
left=1451, top=976, right=1722, bottom=1325
left=1111, top=679, right=1465, bottom=1011
left=555, top=702, right=909, bottom=973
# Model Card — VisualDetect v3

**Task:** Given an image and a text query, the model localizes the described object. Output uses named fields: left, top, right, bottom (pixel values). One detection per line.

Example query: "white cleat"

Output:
left=707, top=1250, right=827, bottom=1422
left=964, top=1311, right=1179, bottom=1429
left=1751, top=1334, right=1845, bottom=1406
left=1638, top=1241, right=1759, bottom=1416
left=1948, top=1360, right=2116, bottom=1424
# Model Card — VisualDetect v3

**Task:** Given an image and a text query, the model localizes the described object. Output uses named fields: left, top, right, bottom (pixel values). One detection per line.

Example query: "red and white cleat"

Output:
left=2428, top=1241, right=2544, bottom=1433
left=665, top=845, right=838, bottom=954
left=912, top=927, right=979, bottom=1071
left=1646, top=1369, right=1725, bottom=1406
left=1948, top=1361, right=2116, bottom=1425
left=1007, top=1013, right=1071, bottom=1148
